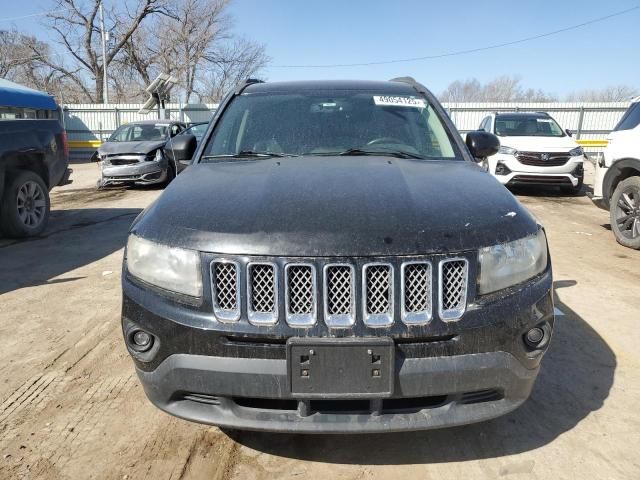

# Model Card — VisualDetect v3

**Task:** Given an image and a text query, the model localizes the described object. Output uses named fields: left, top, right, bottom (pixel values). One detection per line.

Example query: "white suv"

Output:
left=478, top=112, right=585, bottom=194
left=592, top=97, right=640, bottom=249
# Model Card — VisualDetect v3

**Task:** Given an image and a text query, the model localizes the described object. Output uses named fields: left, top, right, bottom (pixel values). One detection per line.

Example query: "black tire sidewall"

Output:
left=0, top=171, right=50, bottom=238
left=609, top=176, right=640, bottom=249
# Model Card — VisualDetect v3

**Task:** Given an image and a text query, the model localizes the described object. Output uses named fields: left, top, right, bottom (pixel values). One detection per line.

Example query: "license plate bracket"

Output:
left=287, top=338, right=394, bottom=398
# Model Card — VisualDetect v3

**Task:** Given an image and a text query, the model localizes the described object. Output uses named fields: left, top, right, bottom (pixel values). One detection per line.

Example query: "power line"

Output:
left=0, top=8, right=71, bottom=23
left=272, top=6, right=640, bottom=68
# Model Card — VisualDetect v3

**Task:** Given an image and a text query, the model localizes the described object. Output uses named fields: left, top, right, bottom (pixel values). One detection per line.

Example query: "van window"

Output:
left=613, top=103, right=640, bottom=131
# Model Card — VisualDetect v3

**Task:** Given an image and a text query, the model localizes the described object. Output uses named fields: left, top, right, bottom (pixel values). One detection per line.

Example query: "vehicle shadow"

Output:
left=0, top=207, right=140, bottom=295
left=226, top=281, right=616, bottom=464
left=508, top=184, right=591, bottom=198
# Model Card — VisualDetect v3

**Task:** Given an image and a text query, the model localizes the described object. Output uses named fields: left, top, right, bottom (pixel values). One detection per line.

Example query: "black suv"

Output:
left=121, top=78, right=554, bottom=433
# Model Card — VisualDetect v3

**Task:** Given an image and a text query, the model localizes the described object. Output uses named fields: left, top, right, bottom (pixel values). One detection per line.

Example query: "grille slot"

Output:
left=401, top=262, right=432, bottom=324
left=324, top=264, right=355, bottom=327
left=247, top=263, right=278, bottom=325
left=363, top=263, right=393, bottom=326
left=211, top=261, right=240, bottom=322
left=285, top=264, right=317, bottom=326
left=439, top=259, right=468, bottom=321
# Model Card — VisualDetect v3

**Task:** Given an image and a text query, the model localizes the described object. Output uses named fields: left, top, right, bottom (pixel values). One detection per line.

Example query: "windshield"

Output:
left=494, top=115, right=565, bottom=137
left=109, top=123, right=169, bottom=142
left=201, top=91, right=460, bottom=159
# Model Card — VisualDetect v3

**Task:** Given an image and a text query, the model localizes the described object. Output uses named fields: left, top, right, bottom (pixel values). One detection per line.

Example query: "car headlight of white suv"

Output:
left=126, top=234, right=202, bottom=297
left=569, top=146, right=584, bottom=157
left=478, top=229, right=548, bottom=295
left=498, top=146, right=517, bottom=155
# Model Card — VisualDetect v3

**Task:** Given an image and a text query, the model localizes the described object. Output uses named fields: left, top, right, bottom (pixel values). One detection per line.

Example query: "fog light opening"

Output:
left=495, top=162, right=511, bottom=176
left=523, top=323, right=550, bottom=350
left=526, top=327, right=544, bottom=345
left=129, top=329, right=154, bottom=352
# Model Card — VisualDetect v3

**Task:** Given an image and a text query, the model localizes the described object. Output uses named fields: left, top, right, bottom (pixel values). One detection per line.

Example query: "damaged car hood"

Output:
left=132, top=156, right=539, bottom=256
left=98, top=140, right=166, bottom=155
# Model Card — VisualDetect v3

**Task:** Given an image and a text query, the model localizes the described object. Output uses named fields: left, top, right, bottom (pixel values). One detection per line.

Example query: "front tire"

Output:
left=609, top=176, right=640, bottom=249
left=0, top=170, right=50, bottom=238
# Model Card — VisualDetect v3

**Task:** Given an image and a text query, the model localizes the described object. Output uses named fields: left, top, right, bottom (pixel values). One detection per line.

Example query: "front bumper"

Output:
left=100, top=159, right=168, bottom=186
left=490, top=154, right=583, bottom=187
left=122, top=262, right=554, bottom=433
left=137, top=351, right=538, bottom=433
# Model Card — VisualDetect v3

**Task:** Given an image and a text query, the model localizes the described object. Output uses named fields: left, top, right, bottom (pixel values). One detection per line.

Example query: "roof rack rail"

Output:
left=235, top=78, right=264, bottom=95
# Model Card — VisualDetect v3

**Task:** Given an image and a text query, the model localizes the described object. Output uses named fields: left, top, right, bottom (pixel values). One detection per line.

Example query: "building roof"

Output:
left=0, top=78, right=58, bottom=110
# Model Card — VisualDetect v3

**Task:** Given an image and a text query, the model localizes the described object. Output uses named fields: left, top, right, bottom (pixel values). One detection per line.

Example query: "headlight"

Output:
left=478, top=229, right=548, bottom=295
left=126, top=234, right=202, bottom=297
left=155, top=149, right=164, bottom=161
left=498, top=146, right=517, bottom=155
left=569, top=146, right=584, bottom=156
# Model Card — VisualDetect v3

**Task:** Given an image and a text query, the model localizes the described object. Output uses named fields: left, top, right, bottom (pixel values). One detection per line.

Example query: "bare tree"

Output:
left=439, top=75, right=556, bottom=102
left=44, top=0, right=170, bottom=102
left=119, top=0, right=268, bottom=103
left=438, top=78, right=482, bottom=102
left=0, top=29, right=31, bottom=78
left=200, top=38, right=269, bottom=102
left=566, top=85, right=639, bottom=102
left=0, top=28, right=87, bottom=102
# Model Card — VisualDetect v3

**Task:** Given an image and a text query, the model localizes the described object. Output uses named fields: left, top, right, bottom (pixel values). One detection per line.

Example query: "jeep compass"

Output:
left=121, top=78, right=554, bottom=433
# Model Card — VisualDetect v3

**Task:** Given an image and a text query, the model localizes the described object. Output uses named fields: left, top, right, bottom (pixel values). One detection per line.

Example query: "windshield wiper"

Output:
left=201, top=150, right=298, bottom=160
left=336, top=148, right=425, bottom=159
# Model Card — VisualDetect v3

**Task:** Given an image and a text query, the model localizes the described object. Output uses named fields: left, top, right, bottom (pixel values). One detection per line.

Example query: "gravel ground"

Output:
left=0, top=161, right=639, bottom=480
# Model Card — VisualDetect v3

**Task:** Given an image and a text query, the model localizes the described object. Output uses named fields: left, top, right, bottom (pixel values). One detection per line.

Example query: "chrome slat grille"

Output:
left=324, top=265, right=355, bottom=327
left=401, top=262, right=432, bottom=324
left=363, top=263, right=393, bottom=326
left=285, top=264, right=316, bottom=326
left=211, top=261, right=240, bottom=322
left=439, top=259, right=468, bottom=321
left=247, top=263, right=278, bottom=325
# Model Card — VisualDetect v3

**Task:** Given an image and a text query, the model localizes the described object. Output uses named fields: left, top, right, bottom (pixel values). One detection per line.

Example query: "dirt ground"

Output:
left=1, top=160, right=639, bottom=480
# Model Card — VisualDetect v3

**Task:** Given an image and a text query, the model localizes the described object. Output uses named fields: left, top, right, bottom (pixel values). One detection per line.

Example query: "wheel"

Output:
left=609, top=176, right=640, bottom=249
left=562, top=176, right=584, bottom=195
left=0, top=170, right=50, bottom=237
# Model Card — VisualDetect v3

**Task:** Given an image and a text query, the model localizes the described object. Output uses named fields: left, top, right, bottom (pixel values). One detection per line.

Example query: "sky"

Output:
left=2, top=0, right=639, bottom=97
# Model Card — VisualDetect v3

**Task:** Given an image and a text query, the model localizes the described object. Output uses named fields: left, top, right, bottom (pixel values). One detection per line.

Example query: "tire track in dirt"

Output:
left=0, top=372, right=62, bottom=427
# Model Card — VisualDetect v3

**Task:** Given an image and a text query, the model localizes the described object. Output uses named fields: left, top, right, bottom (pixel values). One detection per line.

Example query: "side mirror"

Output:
left=165, top=134, right=197, bottom=165
left=465, top=131, right=500, bottom=158
left=565, top=128, right=573, bottom=137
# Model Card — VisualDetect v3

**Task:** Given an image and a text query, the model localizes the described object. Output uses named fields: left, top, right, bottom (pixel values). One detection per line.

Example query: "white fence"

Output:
left=63, top=101, right=630, bottom=159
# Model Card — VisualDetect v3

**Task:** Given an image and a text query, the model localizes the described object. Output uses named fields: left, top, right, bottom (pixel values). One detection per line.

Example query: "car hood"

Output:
left=497, top=135, right=578, bottom=152
left=98, top=140, right=166, bottom=155
left=132, top=156, right=539, bottom=256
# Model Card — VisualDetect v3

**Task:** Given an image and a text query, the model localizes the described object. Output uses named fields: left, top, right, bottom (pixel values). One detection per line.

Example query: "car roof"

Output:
left=243, top=80, right=417, bottom=95
left=495, top=112, right=550, bottom=118
left=125, top=119, right=177, bottom=125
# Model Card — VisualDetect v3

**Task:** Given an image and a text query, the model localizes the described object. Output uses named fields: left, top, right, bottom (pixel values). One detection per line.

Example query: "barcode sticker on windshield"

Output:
left=373, top=96, right=426, bottom=108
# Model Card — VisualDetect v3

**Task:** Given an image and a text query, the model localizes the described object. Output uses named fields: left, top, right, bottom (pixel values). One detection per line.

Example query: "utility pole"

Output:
left=99, top=1, right=109, bottom=104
